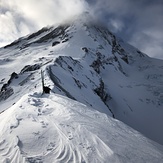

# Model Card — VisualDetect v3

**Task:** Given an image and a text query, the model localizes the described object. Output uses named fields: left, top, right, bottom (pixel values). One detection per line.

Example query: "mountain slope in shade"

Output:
left=0, top=93, right=163, bottom=163
left=0, top=13, right=163, bottom=151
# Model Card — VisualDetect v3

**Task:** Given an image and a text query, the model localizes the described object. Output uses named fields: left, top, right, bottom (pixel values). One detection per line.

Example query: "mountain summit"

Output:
left=0, top=14, right=163, bottom=162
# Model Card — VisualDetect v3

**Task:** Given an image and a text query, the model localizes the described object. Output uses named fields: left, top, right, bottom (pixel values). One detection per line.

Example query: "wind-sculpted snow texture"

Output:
left=0, top=93, right=163, bottom=163
left=0, top=14, right=163, bottom=162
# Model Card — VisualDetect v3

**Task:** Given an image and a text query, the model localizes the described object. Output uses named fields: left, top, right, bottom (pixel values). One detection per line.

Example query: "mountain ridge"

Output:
left=0, top=15, right=163, bottom=149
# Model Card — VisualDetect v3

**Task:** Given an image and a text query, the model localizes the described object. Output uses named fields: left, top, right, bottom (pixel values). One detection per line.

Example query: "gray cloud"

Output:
left=87, top=0, right=163, bottom=59
left=0, top=0, right=163, bottom=59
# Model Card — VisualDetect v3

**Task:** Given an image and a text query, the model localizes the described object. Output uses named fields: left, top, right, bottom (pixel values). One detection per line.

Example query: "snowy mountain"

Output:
left=0, top=14, right=163, bottom=162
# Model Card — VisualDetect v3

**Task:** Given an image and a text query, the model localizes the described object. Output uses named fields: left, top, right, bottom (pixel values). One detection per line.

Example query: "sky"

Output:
left=0, top=0, right=163, bottom=59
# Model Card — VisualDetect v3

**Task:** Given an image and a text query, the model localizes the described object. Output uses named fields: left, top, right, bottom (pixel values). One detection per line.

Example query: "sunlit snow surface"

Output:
left=0, top=93, right=163, bottom=163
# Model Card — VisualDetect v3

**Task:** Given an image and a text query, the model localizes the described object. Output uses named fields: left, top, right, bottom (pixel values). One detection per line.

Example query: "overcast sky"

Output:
left=0, top=0, right=163, bottom=59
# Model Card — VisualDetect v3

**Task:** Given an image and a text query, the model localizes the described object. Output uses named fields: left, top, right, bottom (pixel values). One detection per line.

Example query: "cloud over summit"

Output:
left=87, top=0, right=163, bottom=59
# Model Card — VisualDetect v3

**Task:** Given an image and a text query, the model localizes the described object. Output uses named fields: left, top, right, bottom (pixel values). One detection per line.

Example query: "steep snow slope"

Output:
left=0, top=92, right=163, bottom=163
left=0, top=14, right=163, bottom=147
left=47, top=24, right=163, bottom=144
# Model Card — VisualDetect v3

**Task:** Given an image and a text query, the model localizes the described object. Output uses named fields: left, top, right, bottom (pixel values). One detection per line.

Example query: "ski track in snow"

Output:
left=0, top=93, right=163, bottom=163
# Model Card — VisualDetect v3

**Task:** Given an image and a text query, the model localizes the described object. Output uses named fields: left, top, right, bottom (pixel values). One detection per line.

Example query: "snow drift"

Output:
left=0, top=93, right=163, bottom=162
